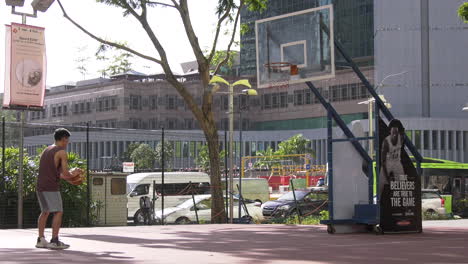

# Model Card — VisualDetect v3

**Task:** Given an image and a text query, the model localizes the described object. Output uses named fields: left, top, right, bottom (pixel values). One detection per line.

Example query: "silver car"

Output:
left=154, top=194, right=263, bottom=224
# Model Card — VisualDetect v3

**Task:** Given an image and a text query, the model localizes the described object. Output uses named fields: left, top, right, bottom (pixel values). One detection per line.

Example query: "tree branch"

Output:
left=175, top=0, right=208, bottom=70
left=56, top=0, right=162, bottom=65
left=212, top=1, right=243, bottom=75
left=129, top=0, right=205, bottom=124
left=147, top=1, right=176, bottom=8
left=207, top=5, right=232, bottom=62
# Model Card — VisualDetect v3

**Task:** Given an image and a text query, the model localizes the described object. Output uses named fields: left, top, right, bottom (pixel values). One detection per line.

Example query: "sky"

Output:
left=0, top=0, right=240, bottom=90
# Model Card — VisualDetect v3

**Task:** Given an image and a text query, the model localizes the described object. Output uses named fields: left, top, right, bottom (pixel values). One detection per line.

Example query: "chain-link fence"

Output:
left=0, top=119, right=325, bottom=228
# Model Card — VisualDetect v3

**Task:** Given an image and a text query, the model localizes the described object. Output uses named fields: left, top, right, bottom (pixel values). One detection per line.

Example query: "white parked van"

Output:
left=126, top=172, right=210, bottom=223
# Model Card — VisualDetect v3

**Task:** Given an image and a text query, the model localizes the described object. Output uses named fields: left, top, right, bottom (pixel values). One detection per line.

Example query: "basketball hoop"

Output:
left=264, top=62, right=291, bottom=73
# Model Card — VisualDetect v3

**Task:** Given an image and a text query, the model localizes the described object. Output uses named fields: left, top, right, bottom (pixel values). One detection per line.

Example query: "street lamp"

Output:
left=6, top=0, right=56, bottom=229
left=31, top=0, right=55, bottom=12
left=462, top=103, right=468, bottom=111
left=209, top=76, right=255, bottom=223
left=237, top=88, right=257, bottom=219
left=358, top=71, right=408, bottom=157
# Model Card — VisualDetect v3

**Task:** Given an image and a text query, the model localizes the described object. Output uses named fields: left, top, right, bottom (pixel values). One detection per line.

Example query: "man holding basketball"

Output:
left=35, top=128, right=83, bottom=249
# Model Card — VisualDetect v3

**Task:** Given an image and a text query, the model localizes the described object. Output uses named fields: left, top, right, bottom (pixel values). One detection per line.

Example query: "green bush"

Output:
left=422, top=211, right=452, bottom=221
left=259, top=211, right=329, bottom=225
left=1, top=146, right=91, bottom=227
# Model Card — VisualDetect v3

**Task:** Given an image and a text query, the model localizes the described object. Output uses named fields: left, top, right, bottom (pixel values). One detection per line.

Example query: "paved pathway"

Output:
left=1, top=220, right=467, bottom=264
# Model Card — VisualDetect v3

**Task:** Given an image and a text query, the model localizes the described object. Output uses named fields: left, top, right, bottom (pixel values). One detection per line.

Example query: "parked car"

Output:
left=126, top=172, right=210, bottom=223
left=422, top=189, right=446, bottom=216
left=261, top=188, right=328, bottom=218
left=154, top=194, right=263, bottom=224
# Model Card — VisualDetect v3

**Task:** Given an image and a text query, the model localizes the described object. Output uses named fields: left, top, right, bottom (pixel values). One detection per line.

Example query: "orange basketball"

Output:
left=69, top=174, right=84, bottom=185
left=68, top=168, right=84, bottom=185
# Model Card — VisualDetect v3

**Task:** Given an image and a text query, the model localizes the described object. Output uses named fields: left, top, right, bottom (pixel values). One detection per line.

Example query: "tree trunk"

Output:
left=204, top=126, right=226, bottom=223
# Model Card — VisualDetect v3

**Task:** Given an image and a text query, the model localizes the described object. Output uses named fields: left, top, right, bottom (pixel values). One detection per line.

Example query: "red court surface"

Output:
left=1, top=220, right=467, bottom=264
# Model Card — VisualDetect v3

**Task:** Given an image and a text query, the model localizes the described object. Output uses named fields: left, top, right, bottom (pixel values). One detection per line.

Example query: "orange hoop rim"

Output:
left=264, top=62, right=291, bottom=71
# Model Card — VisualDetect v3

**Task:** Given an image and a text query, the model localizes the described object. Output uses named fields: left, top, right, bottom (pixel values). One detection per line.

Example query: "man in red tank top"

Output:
left=35, top=128, right=82, bottom=249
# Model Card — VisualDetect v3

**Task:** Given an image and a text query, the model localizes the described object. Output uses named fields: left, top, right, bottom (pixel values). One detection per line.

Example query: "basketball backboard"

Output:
left=255, top=5, right=335, bottom=88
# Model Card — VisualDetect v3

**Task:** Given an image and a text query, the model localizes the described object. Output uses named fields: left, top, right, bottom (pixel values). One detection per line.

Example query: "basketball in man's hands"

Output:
left=68, top=168, right=84, bottom=185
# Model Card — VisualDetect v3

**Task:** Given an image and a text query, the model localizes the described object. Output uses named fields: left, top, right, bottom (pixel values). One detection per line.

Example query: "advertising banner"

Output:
left=378, top=118, right=422, bottom=233
left=3, top=23, right=46, bottom=109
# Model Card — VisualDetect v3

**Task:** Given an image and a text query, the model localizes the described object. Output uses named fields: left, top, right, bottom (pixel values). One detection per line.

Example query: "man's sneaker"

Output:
left=48, top=238, right=70, bottom=250
left=35, top=237, right=50, bottom=248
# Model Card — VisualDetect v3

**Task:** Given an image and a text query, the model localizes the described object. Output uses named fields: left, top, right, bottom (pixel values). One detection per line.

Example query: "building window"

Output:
left=272, top=93, right=279, bottom=108
left=331, top=85, right=339, bottom=101
left=441, top=131, right=446, bottom=150
left=448, top=131, right=453, bottom=150
left=86, top=102, right=91, bottom=113
left=167, top=118, right=177, bottom=129
left=111, top=97, right=117, bottom=110
left=280, top=92, right=287, bottom=108
left=341, top=85, right=349, bottom=101
left=80, top=102, right=85, bottom=114
left=130, top=119, right=141, bottom=129
left=63, top=105, right=68, bottom=116
left=150, top=96, right=157, bottom=110
left=432, top=131, right=438, bottom=150
left=166, top=95, right=177, bottom=110
left=262, top=94, right=272, bottom=109
left=184, top=119, right=193, bottom=130
left=350, top=83, right=358, bottom=100
left=423, top=130, right=429, bottom=150
left=130, top=95, right=142, bottom=110
left=305, top=90, right=311, bottom=104
left=221, top=95, right=228, bottom=111
left=294, top=90, right=303, bottom=106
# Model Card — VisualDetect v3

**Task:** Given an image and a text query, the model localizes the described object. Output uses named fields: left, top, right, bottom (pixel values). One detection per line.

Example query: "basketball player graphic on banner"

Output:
left=379, top=120, right=405, bottom=198
left=379, top=119, right=422, bottom=233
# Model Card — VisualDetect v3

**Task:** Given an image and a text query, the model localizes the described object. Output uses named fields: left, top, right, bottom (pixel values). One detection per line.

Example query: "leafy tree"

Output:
left=459, top=2, right=468, bottom=23
left=130, top=143, right=157, bottom=170
left=96, top=43, right=134, bottom=77
left=254, top=147, right=279, bottom=169
left=254, top=135, right=315, bottom=169
left=56, top=0, right=268, bottom=223
left=121, top=142, right=141, bottom=162
left=195, top=144, right=225, bottom=172
left=155, top=141, right=174, bottom=170
left=275, top=134, right=314, bottom=156
left=209, top=50, right=238, bottom=75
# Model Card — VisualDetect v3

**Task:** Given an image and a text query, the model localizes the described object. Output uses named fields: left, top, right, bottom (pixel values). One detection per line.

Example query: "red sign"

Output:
left=3, top=23, right=46, bottom=109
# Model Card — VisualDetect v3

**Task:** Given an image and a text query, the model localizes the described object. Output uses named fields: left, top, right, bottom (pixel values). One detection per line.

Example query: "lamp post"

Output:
left=6, top=0, right=56, bottom=229
left=209, top=76, right=256, bottom=223
left=238, top=89, right=257, bottom=219
left=358, top=71, right=408, bottom=157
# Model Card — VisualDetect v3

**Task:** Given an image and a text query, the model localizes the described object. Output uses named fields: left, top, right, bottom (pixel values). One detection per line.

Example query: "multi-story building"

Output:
left=24, top=0, right=468, bottom=174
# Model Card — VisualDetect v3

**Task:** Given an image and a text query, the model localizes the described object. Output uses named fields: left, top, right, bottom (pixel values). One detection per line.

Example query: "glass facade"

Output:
left=240, top=0, right=374, bottom=76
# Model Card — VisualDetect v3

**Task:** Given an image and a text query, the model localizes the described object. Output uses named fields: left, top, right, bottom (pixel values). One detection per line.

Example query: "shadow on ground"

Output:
left=0, top=248, right=133, bottom=264
left=65, top=225, right=468, bottom=264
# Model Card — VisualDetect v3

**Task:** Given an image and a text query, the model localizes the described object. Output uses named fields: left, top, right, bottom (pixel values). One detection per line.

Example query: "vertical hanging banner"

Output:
left=378, top=118, right=422, bottom=233
left=4, top=25, right=12, bottom=107
left=3, top=23, right=46, bottom=109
